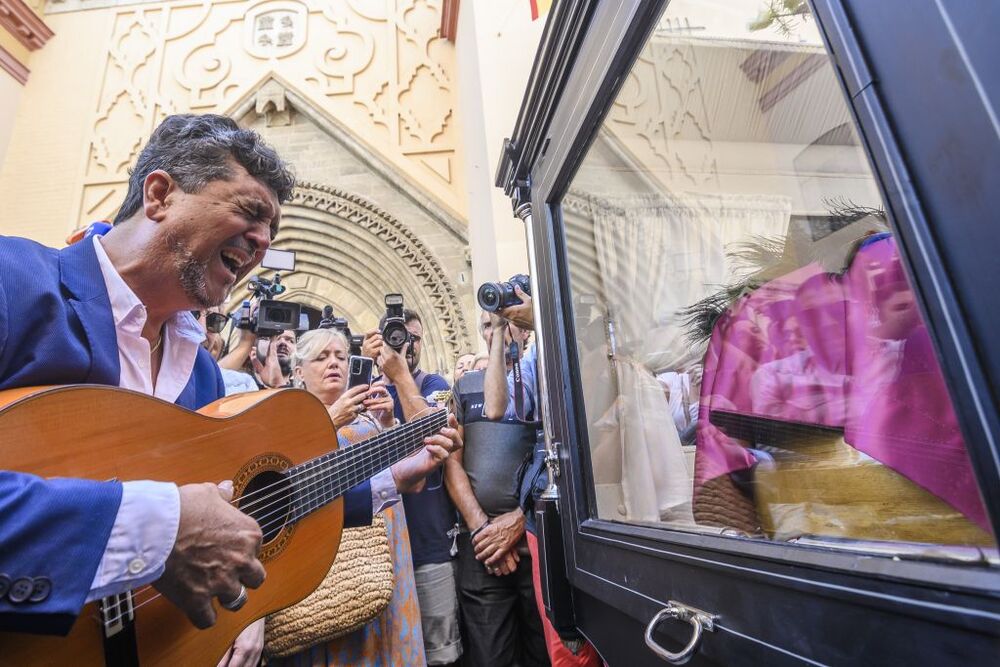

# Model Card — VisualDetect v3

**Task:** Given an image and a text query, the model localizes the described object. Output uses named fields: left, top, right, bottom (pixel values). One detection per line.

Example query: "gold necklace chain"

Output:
left=149, top=333, right=163, bottom=356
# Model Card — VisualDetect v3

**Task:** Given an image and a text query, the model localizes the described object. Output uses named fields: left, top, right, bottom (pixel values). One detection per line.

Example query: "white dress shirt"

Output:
left=86, top=236, right=399, bottom=601
left=221, top=368, right=260, bottom=395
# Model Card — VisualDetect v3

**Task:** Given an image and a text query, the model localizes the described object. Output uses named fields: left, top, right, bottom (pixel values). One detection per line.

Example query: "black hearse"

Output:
left=495, top=1, right=1000, bottom=664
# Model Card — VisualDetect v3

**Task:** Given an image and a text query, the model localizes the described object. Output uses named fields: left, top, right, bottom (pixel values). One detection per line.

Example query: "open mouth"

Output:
left=219, top=248, right=249, bottom=278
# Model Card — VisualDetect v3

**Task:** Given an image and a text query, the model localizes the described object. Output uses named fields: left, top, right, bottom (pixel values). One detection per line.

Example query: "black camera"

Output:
left=318, top=305, right=363, bottom=356
left=234, top=273, right=302, bottom=338
left=249, top=301, right=300, bottom=338
left=381, top=294, right=411, bottom=352
left=477, top=274, right=531, bottom=312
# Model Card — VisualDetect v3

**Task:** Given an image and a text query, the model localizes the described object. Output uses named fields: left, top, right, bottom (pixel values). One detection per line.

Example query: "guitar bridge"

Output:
left=99, top=591, right=134, bottom=638
left=98, top=591, right=140, bottom=666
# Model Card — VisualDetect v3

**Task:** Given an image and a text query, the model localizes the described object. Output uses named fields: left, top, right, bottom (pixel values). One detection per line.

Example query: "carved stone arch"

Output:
left=249, top=181, right=470, bottom=376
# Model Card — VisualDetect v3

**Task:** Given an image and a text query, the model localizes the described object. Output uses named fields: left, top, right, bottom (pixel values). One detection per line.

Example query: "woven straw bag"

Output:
left=264, top=513, right=394, bottom=658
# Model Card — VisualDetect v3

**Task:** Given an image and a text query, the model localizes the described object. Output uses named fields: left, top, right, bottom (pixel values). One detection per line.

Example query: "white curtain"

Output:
left=580, top=191, right=790, bottom=522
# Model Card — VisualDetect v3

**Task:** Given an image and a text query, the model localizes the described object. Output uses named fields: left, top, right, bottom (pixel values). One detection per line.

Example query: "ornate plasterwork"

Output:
left=77, top=0, right=461, bottom=229
left=239, top=181, right=470, bottom=371
left=606, top=37, right=720, bottom=189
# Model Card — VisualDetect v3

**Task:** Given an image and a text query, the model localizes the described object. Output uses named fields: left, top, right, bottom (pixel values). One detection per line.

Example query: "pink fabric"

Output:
left=841, top=237, right=987, bottom=530
left=693, top=235, right=989, bottom=532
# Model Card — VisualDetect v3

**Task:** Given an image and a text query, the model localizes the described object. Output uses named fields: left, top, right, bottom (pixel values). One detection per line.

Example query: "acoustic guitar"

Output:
left=0, top=384, right=448, bottom=665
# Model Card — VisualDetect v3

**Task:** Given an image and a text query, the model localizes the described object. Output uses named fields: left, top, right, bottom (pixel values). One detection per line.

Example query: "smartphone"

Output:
left=347, top=355, right=375, bottom=390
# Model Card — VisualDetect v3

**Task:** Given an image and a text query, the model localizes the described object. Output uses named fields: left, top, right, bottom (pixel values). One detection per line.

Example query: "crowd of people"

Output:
left=0, top=113, right=603, bottom=665
left=194, top=252, right=599, bottom=666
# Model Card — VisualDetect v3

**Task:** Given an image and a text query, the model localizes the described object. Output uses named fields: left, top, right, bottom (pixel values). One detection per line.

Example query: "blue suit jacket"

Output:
left=0, top=236, right=372, bottom=634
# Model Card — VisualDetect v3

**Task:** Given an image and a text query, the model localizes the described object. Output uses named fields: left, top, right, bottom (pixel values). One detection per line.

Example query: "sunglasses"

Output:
left=193, top=311, right=231, bottom=333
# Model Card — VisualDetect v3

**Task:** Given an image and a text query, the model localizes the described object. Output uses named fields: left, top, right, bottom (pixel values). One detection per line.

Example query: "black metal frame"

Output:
left=497, top=0, right=1000, bottom=663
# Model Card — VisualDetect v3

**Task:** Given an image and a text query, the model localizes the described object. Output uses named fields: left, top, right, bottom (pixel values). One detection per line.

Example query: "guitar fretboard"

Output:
left=288, top=410, right=448, bottom=521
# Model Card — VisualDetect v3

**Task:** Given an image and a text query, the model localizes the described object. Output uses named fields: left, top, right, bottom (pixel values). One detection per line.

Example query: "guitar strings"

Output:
left=231, top=417, right=430, bottom=509
left=100, top=588, right=169, bottom=627
left=233, top=414, right=444, bottom=515
left=249, top=420, right=444, bottom=538
left=232, top=412, right=439, bottom=509
left=100, top=413, right=448, bottom=627
left=104, top=420, right=440, bottom=629
left=231, top=410, right=447, bottom=514
left=231, top=416, right=447, bottom=533
left=256, top=420, right=442, bottom=534
left=227, top=403, right=444, bottom=511
left=104, top=419, right=444, bottom=625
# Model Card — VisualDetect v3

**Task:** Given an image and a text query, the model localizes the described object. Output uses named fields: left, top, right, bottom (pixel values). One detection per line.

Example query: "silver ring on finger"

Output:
left=220, top=584, right=248, bottom=612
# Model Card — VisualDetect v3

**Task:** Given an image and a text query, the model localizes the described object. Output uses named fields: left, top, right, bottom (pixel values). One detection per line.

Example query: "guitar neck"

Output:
left=286, top=410, right=448, bottom=522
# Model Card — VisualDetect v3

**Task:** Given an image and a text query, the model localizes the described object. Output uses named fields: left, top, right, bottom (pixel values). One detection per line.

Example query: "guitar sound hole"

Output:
left=238, top=471, right=292, bottom=543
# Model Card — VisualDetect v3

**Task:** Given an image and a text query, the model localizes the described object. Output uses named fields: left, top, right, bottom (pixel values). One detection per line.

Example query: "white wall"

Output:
left=456, top=0, right=545, bottom=349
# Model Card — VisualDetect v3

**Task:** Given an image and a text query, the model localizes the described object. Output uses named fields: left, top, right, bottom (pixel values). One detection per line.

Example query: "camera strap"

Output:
left=509, top=330, right=525, bottom=421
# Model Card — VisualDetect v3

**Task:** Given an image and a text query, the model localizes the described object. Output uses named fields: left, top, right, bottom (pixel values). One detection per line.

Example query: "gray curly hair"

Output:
left=114, top=114, right=295, bottom=225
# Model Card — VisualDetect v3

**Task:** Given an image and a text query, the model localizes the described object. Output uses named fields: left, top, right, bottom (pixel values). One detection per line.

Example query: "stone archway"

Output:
left=249, top=181, right=471, bottom=376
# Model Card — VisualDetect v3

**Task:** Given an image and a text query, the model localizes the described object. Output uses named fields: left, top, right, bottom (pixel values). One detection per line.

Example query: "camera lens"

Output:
left=384, top=323, right=409, bottom=350
left=477, top=283, right=501, bottom=312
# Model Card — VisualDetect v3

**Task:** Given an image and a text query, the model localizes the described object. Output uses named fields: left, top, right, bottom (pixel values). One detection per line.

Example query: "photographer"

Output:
left=483, top=281, right=602, bottom=667
left=365, top=309, right=451, bottom=422
left=248, top=329, right=296, bottom=388
left=484, top=283, right=536, bottom=422
left=445, top=311, right=547, bottom=667
left=363, top=308, right=462, bottom=666
left=218, top=306, right=297, bottom=389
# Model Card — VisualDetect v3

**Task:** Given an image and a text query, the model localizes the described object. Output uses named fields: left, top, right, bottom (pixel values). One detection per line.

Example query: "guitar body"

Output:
left=0, top=385, right=347, bottom=666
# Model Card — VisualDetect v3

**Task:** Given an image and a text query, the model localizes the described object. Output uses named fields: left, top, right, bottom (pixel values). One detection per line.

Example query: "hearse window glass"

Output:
left=563, top=0, right=995, bottom=555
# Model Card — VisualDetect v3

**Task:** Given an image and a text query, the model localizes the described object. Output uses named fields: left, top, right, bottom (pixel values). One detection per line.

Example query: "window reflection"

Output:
left=565, top=0, right=995, bottom=554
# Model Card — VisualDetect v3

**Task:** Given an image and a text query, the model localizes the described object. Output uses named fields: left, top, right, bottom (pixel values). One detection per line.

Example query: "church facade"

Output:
left=0, top=0, right=551, bottom=374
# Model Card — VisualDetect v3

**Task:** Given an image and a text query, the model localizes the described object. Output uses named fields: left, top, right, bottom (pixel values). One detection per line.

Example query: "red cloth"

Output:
left=525, top=532, right=604, bottom=667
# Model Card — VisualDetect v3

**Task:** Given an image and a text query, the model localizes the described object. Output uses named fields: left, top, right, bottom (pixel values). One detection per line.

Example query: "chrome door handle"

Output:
left=644, top=601, right=717, bottom=664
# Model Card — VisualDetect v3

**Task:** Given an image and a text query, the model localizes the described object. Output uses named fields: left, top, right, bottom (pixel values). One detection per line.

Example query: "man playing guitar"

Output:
left=0, top=114, right=461, bottom=664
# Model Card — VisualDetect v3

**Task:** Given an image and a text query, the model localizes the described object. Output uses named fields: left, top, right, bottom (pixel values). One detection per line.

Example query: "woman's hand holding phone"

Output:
left=364, top=380, right=396, bottom=428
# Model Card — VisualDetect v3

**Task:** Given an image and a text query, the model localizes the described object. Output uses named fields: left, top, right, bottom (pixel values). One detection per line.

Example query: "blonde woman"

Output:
left=272, top=327, right=427, bottom=666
